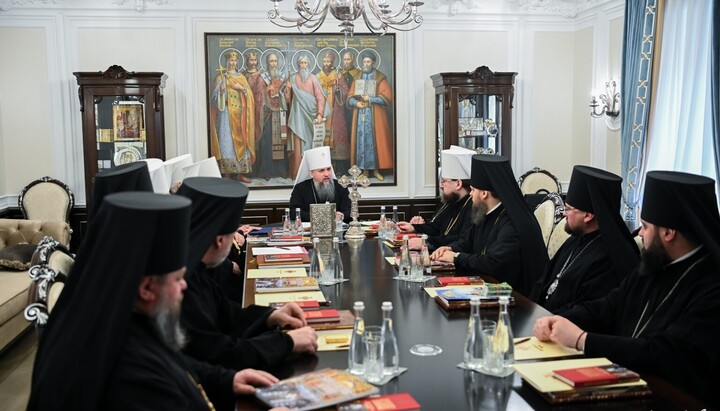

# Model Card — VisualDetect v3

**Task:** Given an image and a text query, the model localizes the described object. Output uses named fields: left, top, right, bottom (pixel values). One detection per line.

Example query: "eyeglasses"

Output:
left=564, top=205, right=582, bottom=213
left=440, top=178, right=457, bottom=185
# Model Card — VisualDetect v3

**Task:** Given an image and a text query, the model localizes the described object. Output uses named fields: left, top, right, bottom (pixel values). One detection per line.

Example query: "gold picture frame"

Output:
left=113, top=101, right=145, bottom=141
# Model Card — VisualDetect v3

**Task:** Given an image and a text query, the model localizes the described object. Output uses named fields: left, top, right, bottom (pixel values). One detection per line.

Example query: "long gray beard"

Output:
left=268, top=67, right=280, bottom=79
left=299, top=68, right=310, bottom=82
left=314, top=180, right=335, bottom=203
left=151, top=291, right=187, bottom=352
left=471, top=201, right=488, bottom=225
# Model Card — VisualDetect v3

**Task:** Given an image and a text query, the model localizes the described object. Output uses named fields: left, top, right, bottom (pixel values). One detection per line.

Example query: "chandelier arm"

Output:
left=269, top=5, right=330, bottom=30
left=366, top=2, right=416, bottom=25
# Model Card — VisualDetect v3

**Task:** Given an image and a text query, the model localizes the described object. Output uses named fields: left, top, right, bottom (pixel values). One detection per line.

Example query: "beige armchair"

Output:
left=518, top=167, right=562, bottom=195
left=0, top=219, right=71, bottom=352
left=547, top=217, right=571, bottom=259
left=25, top=237, right=75, bottom=334
left=18, top=176, right=74, bottom=223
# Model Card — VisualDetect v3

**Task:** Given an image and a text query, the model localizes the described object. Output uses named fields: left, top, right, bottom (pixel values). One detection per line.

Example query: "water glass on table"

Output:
left=363, top=325, right=385, bottom=383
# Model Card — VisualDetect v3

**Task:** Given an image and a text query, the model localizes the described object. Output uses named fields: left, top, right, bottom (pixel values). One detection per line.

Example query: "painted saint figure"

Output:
left=347, top=52, right=393, bottom=181
left=255, top=52, right=289, bottom=179
left=209, top=50, right=255, bottom=183
left=284, top=53, right=328, bottom=180
left=316, top=51, right=350, bottom=176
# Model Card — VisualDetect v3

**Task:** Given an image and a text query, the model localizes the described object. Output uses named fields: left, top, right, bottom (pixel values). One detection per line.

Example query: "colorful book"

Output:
left=255, top=368, right=379, bottom=411
left=304, top=309, right=341, bottom=323
left=269, top=300, right=321, bottom=310
left=246, top=267, right=308, bottom=279
left=257, top=253, right=311, bottom=268
left=255, top=277, right=319, bottom=293
left=308, top=309, right=355, bottom=331
left=552, top=363, right=640, bottom=388
left=513, top=358, right=651, bottom=404
left=393, top=233, right=418, bottom=240
left=337, top=392, right=421, bottom=410
left=253, top=290, right=327, bottom=306
left=262, top=253, right=305, bottom=262
left=436, top=276, right=484, bottom=286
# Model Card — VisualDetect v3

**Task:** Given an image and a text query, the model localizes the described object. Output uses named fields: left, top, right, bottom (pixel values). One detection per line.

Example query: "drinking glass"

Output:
left=362, top=326, right=384, bottom=383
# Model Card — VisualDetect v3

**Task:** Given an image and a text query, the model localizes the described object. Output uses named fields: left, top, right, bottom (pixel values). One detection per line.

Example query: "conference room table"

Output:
left=237, top=237, right=707, bottom=410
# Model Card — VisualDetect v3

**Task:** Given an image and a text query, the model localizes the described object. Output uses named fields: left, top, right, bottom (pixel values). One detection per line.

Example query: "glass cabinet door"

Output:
left=456, top=94, right=503, bottom=155
left=94, top=96, right=148, bottom=171
left=75, top=66, right=166, bottom=201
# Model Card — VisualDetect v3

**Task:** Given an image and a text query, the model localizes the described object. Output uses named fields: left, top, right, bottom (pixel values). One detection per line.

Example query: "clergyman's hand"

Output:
left=534, top=315, right=584, bottom=349
left=409, top=216, right=425, bottom=224
left=267, top=302, right=307, bottom=329
left=288, top=326, right=318, bottom=353
left=431, top=246, right=452, bottom=261
left=396, top=222, right=415, bottom=233
left=232, top=369, right=279, bottom=395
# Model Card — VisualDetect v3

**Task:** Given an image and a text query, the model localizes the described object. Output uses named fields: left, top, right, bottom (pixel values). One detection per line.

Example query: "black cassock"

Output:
left=413, top=194, right=473, bottom=251
left=564, top=249, right=720, bottom=406
left=447, top=204, right=531, bottom=295
left=104, top=313, right=235, bottom=411
left=289, top=179, right=352, bottom=224
left=529, top=231, right=626, bottom=314
left=181, top=264, right=294, bottom=371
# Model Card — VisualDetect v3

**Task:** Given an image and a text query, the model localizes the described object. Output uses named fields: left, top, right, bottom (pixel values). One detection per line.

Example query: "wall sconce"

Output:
left=590, top=80, right=621, bottom=131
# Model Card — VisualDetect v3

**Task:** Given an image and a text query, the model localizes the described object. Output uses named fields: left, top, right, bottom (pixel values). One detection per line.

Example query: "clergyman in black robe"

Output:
left=28, top=192, right=277, bottom=411
left=432, top=154, right=549, bottom=296
left=398, top=146, right=474, bottom=251
left=177, top=177, right=318, bottom=372
left=530, top=166, right=639, bottom=314
left=289, top=146, right=352, bottom=223
left=534, top=171, right=720, bottom=407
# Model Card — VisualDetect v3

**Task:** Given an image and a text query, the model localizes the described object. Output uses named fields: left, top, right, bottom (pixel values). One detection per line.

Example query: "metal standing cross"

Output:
left=338, top=165, right=371, bottom=240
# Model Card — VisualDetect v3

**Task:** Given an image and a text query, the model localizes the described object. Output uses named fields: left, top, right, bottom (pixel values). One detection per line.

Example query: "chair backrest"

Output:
left=24, top=237, right=75, bottom=334
left=533, top=200, right=555, bottom=247
left=518, top=167, right=562, bottom=195
left=547, top=217, right=571, bottom=259
left=19, top=176, right=74, bottom=223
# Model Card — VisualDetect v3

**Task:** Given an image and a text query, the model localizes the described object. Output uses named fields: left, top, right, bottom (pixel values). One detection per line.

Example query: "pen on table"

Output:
left=514, top=337, right=531, bottom=345
left=334, top=344, right=350, bottom=349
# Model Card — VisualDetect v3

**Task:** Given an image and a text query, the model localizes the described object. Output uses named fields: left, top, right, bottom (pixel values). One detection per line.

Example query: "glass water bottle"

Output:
left=381, top=301, right=399, bottom=376
left=348, top=301, right=365, bottom=375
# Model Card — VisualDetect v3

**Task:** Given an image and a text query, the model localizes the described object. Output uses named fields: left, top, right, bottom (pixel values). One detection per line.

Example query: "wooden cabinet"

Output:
left=74, top=65, right=167, bottom=200
left=431, top=66, right=517, bottom=165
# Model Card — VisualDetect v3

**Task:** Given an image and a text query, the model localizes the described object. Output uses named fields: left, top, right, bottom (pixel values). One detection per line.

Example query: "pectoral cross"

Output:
left=338, top=165, right=371, bottom=240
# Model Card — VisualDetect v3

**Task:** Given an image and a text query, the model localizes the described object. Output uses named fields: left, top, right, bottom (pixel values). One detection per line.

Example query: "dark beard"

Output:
left=151, top=290, right=186, bottom=352
left=314, top=180, right=335, bottom=203
left=323, top=66, right=334, bottom=74
left=564, top=221, right=584, bottom=237
left=638, top=233, right=671, bottom=277
left=299, top=67, right=310, bottom=82
left=471, top=201, right=488, bottom=225
left=441, top=191, right=460, bottom=204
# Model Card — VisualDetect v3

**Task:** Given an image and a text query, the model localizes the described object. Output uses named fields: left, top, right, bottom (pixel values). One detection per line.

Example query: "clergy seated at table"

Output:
left=431, top=154, right=548, bottom=296
left=397, top=145, right=474, bottom=251
left=177, top=177, right=318, bottom=372
left=534, top=171, right=720, bottom=407
left=289, top=145, right=352, bottom=224
left=529, top=166, right=639, bottom=314
left=27, top=192, right=280, bottom=411
left=89, top=161, right=154, bottom=219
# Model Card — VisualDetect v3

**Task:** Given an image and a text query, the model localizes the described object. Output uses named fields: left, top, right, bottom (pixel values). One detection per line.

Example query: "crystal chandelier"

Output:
left=268, top=0, right=425, bottom=44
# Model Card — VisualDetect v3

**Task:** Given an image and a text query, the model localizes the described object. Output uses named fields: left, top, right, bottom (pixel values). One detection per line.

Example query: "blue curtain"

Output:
left=620, top=0, right=660, bottom=230
left=712, top=1, right=720, bottom=192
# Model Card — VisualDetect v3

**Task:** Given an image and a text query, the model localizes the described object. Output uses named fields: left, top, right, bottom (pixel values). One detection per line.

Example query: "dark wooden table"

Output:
left=239, top=238, right=708, bottom=410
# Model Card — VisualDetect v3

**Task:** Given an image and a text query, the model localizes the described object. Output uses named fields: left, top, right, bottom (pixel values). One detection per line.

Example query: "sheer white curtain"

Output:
left=645, top=0, right=716, bottom=178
